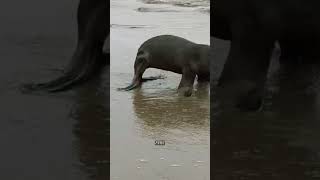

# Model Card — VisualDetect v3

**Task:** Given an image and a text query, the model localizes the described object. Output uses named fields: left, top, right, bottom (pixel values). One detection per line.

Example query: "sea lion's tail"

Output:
left=117, top=75, right=165, bottom=91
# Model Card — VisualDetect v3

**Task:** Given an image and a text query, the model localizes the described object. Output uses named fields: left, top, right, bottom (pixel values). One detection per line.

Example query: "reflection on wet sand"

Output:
left=212, top=40, right=320, bottom=179
left=70, top=69, right=109, bottom=179
left=132, top=83, right=209, bottom=144
left=213, top=95, right=320, bottom=178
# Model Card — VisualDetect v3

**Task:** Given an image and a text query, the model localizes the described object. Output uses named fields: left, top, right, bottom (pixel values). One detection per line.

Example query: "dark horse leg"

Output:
left=23, top=0, right=108, bottom=92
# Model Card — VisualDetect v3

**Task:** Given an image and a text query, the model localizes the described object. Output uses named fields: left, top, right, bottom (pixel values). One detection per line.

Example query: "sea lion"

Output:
left=22, top=0, right=108, bottom=92
left=119, top=35, right=210, bottom=96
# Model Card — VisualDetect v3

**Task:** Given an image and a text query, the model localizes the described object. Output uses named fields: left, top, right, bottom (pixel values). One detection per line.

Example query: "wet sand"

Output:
left=0, top=1, right=108, bottom=179
left=212, top=38, right=320, bottom=178
left=110, top=0, right=210, bottom=179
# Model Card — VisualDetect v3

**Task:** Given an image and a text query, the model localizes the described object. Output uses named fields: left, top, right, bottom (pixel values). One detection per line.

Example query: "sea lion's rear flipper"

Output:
left=21, top=0, right=108, bottom=93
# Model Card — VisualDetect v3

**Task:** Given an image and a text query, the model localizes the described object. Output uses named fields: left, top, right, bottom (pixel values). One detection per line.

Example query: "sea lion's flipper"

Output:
left=117, top=75, right=165, bottom=91
left=21, top=0, right=108, bottom=93
left=178, top=68, right=196, bottom=97
left=117, top=56, right=154, bottom=91
left=117, top=74, right=144, bottom=91
left=117, top=81, right=141, bottom=91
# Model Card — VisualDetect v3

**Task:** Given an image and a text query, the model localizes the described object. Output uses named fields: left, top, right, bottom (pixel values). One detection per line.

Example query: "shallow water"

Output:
left=110, top=0, right=210, bottom=179
left=0, top=1, right=108, bottom=179
left=212, top=37, right=320, bottom=179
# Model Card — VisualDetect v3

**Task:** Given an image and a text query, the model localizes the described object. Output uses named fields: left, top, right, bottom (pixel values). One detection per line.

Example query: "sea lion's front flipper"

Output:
left=178, top=68, right=196, bottom=97
left=117, top=55, right=150, bottom=91
left=117, top=75, right=165, bottom=91
left=117, top=74, right=143, bottom=91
